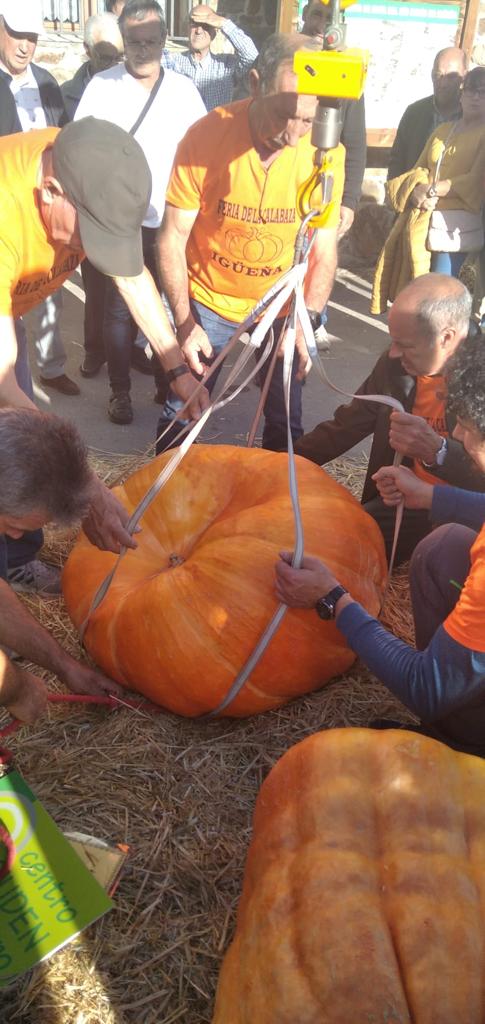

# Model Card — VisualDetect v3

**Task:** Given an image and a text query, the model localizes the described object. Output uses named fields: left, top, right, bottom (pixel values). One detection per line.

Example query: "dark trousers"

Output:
left=364, top=495, right=432, bottom=566
left=104, top=226, right=166, bottom=393
left=0, top=328, right=43, bottom=581
left=81, top=257, right=107, bottom=360
left=409, top=522, right=474, bottom=649
left=156, top=301, right=303, bottom=454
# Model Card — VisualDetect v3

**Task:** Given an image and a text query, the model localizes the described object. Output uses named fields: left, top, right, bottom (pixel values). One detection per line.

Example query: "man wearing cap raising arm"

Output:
left=0, top=116, right=208, bottom=559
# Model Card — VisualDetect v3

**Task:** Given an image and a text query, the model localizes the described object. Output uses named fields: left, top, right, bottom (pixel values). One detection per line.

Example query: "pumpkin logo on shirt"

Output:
left=224, top=227, right=284, bottom=264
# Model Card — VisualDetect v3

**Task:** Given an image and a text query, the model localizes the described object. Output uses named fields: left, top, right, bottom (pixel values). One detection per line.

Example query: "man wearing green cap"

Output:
left=0, top=115, right=208, bottom=563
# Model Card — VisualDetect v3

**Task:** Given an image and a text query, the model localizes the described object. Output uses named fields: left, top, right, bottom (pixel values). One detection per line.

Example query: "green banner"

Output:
left=0, top=767, right=112, bottom=985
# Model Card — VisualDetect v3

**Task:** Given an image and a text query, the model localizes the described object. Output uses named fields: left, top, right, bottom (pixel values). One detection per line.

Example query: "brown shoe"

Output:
left=39, top=374, right=80, bottom=396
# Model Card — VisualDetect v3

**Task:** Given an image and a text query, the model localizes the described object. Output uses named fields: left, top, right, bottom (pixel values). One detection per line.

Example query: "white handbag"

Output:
left=426, top=209, right=484, bottom=253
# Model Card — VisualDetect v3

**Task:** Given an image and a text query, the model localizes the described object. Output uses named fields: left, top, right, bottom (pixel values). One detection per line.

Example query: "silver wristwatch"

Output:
left=421, top=436, right=448, bottom=469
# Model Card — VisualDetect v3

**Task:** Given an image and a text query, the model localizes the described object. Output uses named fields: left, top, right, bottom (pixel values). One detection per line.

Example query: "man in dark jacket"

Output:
left=388, top=47, right=467, bottom=180
left=0, top=1, right=79, bottom=399
left=295, top=274, right=485, bottom=563
left=301, top=0, right=366, bottom=239
left=61, top=12, right=123, bottom=121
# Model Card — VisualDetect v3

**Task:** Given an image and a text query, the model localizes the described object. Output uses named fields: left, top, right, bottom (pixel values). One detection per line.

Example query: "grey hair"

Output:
left=415, top=287, right=472, bottom=343
left=255, top=32, right=322, bottom=93
left=0, top=410, right=93, bottom=524
left=119, top=0, right=166, bottom=34
left=84, top=12, right=121, bottom=47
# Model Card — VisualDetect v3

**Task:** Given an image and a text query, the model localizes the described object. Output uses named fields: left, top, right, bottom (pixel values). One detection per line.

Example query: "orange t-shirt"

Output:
left=0, top=128, right=82, bottom=320
left=166, top=99, right=345, bottom=322
left=444, top=523, right=485, bottom=653
left=412, top=374, right=450, bottom=486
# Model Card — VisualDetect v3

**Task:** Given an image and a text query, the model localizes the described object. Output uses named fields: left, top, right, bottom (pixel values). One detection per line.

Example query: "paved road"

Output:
left=25, top=266, right=389, bottom=460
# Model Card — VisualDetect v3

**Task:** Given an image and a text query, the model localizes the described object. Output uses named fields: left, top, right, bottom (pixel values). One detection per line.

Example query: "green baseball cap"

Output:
left=52, top=118, right=152, bottom=278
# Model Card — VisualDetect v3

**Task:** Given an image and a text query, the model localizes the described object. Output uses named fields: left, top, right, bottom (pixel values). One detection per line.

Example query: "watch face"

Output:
left=315, top=586, right=347, bottom=620
left=315, top=596, right=333, bottom=620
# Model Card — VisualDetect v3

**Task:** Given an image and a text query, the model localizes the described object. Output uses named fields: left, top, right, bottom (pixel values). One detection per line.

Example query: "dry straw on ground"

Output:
left=1, top=454, right=416, bottom=1024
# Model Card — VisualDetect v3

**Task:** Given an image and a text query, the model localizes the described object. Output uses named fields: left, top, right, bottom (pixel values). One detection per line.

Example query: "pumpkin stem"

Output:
left=169, top=553, right=185, bottom=568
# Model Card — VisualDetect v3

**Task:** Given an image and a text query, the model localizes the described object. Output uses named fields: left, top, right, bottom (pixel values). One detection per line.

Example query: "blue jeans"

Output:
left=31, top=289, right=66, bottom=378
left=0, top=323, right=43, bottom=580
left=156, top=300, right=303, bottom=453
left=430, top=251, right=467, bottom=276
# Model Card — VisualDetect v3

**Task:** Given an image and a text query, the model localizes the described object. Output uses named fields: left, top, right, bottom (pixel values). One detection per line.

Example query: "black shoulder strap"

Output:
left=129, top=69, right=164, bottom=136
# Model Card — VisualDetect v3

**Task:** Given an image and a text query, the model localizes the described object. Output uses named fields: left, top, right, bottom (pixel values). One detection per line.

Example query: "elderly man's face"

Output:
left=387, top=303, right=460, bottom=377
left=88, top=38, right=123, bottom=75
left=432, top=53, right=465, bottom=108
left=252, top=64, right=317, bottom=152
left=0, top=510, right=47, bottom=539
left=0, top=18, right=37, bottom=76
left=123, top=13, right=165, bottom=76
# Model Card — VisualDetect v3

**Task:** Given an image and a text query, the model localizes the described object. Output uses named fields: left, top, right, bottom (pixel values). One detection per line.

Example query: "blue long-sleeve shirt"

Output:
left=337, top=487, right=485, bottom=750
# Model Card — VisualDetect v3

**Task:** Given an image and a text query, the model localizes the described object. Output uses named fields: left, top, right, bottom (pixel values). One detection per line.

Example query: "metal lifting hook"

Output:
left=296, top=149, right=340, bottom=231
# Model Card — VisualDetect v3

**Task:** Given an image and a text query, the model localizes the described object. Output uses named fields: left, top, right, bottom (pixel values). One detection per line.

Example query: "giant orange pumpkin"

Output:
left=62, top=446, right=386, bottom=717
left=213, top=728, right=485, bottom=1023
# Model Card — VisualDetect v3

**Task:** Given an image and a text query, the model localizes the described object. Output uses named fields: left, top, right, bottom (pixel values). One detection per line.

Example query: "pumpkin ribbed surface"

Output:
left=213, top=728, right=485, bottom=1023
left=62, top=446, right=386, bottom=717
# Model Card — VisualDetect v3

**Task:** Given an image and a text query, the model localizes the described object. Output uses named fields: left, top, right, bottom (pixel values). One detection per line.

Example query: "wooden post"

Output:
left=276, top=0, right=299, bottom=34
left=460, top=0, right=480, bottom=53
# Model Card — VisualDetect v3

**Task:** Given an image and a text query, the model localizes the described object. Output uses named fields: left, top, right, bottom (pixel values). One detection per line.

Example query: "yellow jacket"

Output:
left=370, top=168, right=431, bottom=314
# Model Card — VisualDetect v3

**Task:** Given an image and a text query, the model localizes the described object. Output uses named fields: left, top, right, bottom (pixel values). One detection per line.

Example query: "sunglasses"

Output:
left=462, top=86, right=485, bottom=98
left=189, top=19, right=213, bottom=30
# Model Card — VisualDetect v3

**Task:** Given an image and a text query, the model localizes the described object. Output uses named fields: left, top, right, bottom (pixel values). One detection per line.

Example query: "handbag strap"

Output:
left=129, top=69, right=164, bottom=135
left=432, top=122, right=457, bottom=187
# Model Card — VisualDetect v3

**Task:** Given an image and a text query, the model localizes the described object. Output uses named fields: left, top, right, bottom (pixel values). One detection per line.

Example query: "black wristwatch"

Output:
left=306, top=309, right=323, bottom=332
left=427, top=185, right=438, bottom=198
left=166, top=364, right=190, bottom=385
left=315, top=585, right=348, bottom=620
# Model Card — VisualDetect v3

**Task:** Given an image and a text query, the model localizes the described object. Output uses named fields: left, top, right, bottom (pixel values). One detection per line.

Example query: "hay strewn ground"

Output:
left=1, top=455, right=417, bottom=1024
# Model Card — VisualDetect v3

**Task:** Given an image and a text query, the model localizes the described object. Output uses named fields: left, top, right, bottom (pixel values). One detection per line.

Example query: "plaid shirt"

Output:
left=161, top=20, right=257, bottom=111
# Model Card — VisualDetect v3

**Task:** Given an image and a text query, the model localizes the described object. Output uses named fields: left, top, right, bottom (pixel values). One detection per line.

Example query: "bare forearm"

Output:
left=157, top=233, right=193, bottom=333
left=0, top=368, right=36, bottom=410
left=0, top=580, right=74, bottom=679
left=114, top=268, right=184, bottom=372
left=304, top=234, right=338, bottom=310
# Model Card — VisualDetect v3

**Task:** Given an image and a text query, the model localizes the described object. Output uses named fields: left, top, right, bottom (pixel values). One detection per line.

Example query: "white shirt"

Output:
left=75, top=65, right=206, bottom=228
left=6, top=63, right=47, bottom=131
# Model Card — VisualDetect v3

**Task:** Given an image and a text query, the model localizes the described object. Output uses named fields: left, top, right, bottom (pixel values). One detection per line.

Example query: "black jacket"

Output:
left=387, top=94, right=461, bottom=180
left=60, top=61, right=92, bottom=122
left=0, top=63, right=67, bottom=131
left=295, top=350, right=485, bottom=504
left=340, top=94, right=366, bottom=211
left=0, top=77, right=18, bottom=136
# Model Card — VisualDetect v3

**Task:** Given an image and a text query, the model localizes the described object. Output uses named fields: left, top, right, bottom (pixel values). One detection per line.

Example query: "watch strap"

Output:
left=166, top=364, right=190, bottom=385
left=421, top=436, right=447, bottom=469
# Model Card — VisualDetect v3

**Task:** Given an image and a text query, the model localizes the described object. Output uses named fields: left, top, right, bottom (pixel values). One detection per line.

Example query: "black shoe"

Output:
left=39, top=373, right=80, bottom=396
left=108, top=390, right=133, bottom=425
left=80, top=353, right=106, bottom=378
left=131, top=347, right=154, bottom=375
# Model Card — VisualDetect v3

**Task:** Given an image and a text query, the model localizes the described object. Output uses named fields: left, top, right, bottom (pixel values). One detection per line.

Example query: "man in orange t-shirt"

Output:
left=0, top=117, right=209, bottom=588
left=157, top=32, right=345, bottom=452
